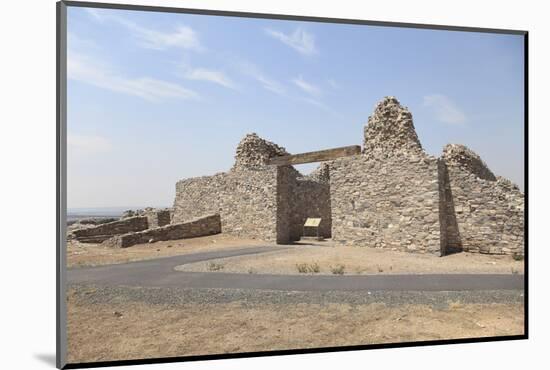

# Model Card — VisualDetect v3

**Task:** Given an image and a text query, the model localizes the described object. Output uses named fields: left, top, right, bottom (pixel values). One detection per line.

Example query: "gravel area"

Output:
left=68, top=283, right=524, bottom=309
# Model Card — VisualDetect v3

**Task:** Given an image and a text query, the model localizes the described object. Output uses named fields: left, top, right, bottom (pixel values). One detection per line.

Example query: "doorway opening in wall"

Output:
left=271, top=145, right=361, bottom=244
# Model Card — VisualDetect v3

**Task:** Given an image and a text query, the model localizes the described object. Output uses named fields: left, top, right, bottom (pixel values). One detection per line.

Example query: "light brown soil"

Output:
left=66, top=294, right=524, bottom=363
left=67, top=234, right=270, bottom=268
left=176, top=241, right=524, bottom=275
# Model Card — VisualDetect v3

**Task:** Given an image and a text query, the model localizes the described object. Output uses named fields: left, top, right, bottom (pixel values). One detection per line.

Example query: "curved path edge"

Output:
left=68, top=246, right=525, bottom=292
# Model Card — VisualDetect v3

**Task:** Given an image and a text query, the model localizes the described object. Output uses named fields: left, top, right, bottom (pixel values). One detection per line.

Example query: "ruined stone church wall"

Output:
left=442, top=145, right=524, bottom=255
left=329, top=152, right=443, bottom=254
left=329, top=97, right=444, bottom=254
left=170, top=97, right=524, bottom=253
left=172, top=134, right=292, bottom=242
left=172, top=133, right=334, bottom=244
left=172, top=167, right=280, bottom=242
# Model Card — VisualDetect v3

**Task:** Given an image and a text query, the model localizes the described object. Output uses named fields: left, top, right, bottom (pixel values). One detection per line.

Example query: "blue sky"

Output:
left=67, top=6, right=525, bottom=209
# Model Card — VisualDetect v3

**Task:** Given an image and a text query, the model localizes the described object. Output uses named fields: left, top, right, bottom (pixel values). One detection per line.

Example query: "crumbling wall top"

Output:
left=363, top=96, right=424, bottom=157
left=307, top=163, right=330, bottom=182
left=442, top=144, right=497, bottom=181
left=232, top=133, right=289, bottom=170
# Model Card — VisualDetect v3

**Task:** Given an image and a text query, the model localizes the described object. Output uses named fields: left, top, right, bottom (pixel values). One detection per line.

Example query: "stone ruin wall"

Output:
left=170, top=97, right=524, bottom=256
left=172, top=133, right=333, bottom=243
left=441, top=144, right=524, bottom=255
left=330, top=153, right=442, bottom=254
left=329, top=97, right=443, bottom=254
left=173, top=134, right=284, bottom=242
left=72, top=216, right=149, bottom=243
left=104, top=214, right=221, bottom=248
left=143, top=209, right=171, bottom=228
left=330, top=97, right=524, bottom=256
left=172, top=168, right=280, bottom=241
left=122, top=208, right=172, bottom=228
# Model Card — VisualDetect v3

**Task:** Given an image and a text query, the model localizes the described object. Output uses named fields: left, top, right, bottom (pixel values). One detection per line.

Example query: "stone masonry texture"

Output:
left=170, top=96, right=524, bottom=256
left=329, top=150, right=442, bottom=254
left=172, top=134, right=332, bottom=243
left=172, top=166, right=280, bottom=241
left=441, top=145, right=524, bottom=255
left=72, top=216, right=149, bottom=243
left=104, top=214, right=221, bottom=248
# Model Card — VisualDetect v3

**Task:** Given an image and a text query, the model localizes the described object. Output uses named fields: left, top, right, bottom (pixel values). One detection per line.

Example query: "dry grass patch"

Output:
left=67, top=292, right=524, bottom=364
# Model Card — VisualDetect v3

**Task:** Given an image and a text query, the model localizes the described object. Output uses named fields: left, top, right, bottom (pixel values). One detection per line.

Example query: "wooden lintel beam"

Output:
left=267, top=145, right=361, bottom=166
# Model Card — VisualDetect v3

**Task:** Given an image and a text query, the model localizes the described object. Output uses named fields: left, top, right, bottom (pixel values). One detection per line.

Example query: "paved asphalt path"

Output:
left=68, top=246, right=524, bottom=292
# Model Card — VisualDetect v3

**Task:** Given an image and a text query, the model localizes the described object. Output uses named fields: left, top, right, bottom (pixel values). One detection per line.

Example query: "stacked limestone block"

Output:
left=103, top=214, right=221, bottom=248
left=331, top=97, right=443, bottom=254
left=232, top=133, right=289, bottom=170
left=441, top=144, right=524, bottom=255
left=143, top=208, right=171, bottom=228
left=121, top=207, right=172, bottom=227
left=363, top=96, right=424, bottom=158
left=442, top=144, right=496, bottom=181
left=72, top=216, right=149, bottom=243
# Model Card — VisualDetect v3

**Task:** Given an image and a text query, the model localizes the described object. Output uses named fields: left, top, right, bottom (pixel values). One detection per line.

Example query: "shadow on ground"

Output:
left=34, top=353, right=56, bottom=367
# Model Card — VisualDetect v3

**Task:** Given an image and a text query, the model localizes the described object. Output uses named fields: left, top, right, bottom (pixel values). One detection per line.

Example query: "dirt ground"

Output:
left=175, top=240, right=525, bottom=275
left=67, top=234, right=268, bottom=268
left=68, top=234, right=524, bottom=274
left=66, top=291, right=524, bottom=364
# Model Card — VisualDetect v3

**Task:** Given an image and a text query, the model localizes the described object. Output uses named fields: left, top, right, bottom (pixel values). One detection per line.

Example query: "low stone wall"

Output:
left=144, top=209, right=171, bottom=228
left=72, top=216, right=149, bottom=243
left=105, top=214, right=221, bottom=248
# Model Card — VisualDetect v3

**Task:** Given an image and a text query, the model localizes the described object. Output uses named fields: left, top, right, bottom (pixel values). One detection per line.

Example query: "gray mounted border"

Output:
left=56, top=2, right=67, bottom=369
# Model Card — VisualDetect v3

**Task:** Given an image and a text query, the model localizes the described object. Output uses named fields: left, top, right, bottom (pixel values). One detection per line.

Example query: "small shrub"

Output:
left=512, top=253, right=524, bottom=261
left=296, top=263, right=321, bottom=274
left=377, top=265, right=384, bottom=273
left=511, top=267, right=519, bottom=275
left=330, top=264, right=345, bottom=275
left=207, top=262, right=224, bottom=271
left=309, top=262, right=320, bottom=273
left=248, top=268, right=256, bottom=274
left=296, top=263, right=309, bottom=273
left=448, top=300, right=463, bottom=310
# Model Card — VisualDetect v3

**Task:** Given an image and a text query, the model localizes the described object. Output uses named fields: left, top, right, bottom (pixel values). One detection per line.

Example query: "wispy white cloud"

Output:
left=86, top=8, right=202, bottom=51
left=423, top=94, right=467, bottom=124
left=238, top=61, right=286, bottom=96
left=67, top=32, right=99, bottom=51
left=255, top=74, right=286, bottom=95
left=181, top=66, right=237, bottom=90
left=327, top=79, right=340, bottom=89
left=265, top=27, right=317, bottom=56
left=292, top=75, right=322, bottom=97
left=68, top=133, right=112, bottom=155
left=299, top=97, right=340, bottom=117
left=68, top=51, right=199, bottom=101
